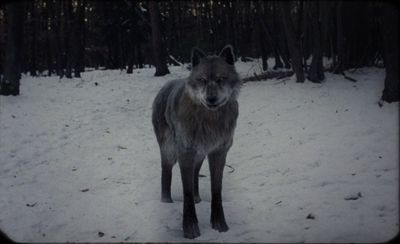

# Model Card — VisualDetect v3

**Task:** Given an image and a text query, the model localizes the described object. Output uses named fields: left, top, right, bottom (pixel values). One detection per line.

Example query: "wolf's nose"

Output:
left=206, top=96, right=218, bottom=104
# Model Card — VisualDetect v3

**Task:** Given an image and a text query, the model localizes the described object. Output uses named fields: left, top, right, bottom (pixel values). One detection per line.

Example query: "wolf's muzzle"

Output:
left=206, top=95, right=218, bottom=105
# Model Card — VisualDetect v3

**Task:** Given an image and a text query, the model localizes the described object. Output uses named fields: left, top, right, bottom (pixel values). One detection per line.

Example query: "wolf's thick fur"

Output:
left=152, top=45, right=241, bottom=239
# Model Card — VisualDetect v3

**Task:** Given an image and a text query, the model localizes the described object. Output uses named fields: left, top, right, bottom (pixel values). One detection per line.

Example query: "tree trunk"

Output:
left=256, top=2, right=268, bottom=71
left=298, top=0, right=305, bottom=71
left=54, top=0, right=63, bottom=77
left=44, top=0, right=53, bottom=76
left=127, top=29, right=134, bottom=74
left=278, top=1, right=305, bottom=83
left=381, top=3, right=399, bottom=102
left=333, top=1, right=347, bottom=74
left=273, top=1, right=290, bottom=69
left=271, top=2, right=284, bottom=69
left=57, top=0, right=65, bottom=78
left=0, top=2, right=24, bottom=96
left=74, top=0, right=85, bottom=77
left=308, top=2, right=324, bottom=83
left=127, top=49, right=134, bottom=74
left=64, top=0, right=73, bottom=79
left=29, top=1, right=37, bottom=76
left=148, top=1, right=170, bottom=76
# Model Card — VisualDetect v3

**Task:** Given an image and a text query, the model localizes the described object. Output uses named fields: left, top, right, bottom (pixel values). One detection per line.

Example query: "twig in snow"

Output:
left=344, top=192, right=362, bottom=200
left=306, top=213, right=316, bottom=220
left=26, top=202, right=37, bottom=207
left=378, top=100, right=384, bottom=108
left=225, top=164, right=235, bottom=173
left=117, top=145, right=127, bottom=150
left=273, top=79, right=289, bottom=85
left=341, top=72, right=357, bottom=82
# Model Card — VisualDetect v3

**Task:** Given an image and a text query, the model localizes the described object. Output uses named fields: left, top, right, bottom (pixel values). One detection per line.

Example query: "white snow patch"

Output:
left=0, top=62, right=398, bottom=242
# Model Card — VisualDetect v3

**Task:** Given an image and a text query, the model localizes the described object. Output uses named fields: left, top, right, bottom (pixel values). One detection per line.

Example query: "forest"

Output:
left=0, top=1, right=399, bottom=242
left=0, top=0, right=398, bottom=101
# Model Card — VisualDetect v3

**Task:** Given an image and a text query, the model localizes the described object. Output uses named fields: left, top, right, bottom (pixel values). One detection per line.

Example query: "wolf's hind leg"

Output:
left=160, top=142, right=176, bottom=203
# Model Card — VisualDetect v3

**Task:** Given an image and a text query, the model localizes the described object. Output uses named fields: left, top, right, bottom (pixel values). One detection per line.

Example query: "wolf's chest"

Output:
left=178, top=112, right=234, bottom=154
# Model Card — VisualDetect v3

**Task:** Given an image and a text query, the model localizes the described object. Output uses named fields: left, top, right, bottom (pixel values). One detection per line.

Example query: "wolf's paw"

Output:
left=211, top=218, right=229, bottom=232
left=194, top=196, right=202, bottom=204
left=183, top=222, right=200, bottom=239
left=161, top=196, right=173, bottom=203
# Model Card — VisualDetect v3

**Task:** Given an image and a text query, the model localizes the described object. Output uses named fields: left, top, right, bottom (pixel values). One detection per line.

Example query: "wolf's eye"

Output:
left=216, top=77, right=227, bottom=83
left=196, top=78, right=207, bottom=84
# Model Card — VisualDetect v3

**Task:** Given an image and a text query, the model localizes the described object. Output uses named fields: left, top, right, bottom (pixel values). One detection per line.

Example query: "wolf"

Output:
left=152, top=45, right=241, bottom=239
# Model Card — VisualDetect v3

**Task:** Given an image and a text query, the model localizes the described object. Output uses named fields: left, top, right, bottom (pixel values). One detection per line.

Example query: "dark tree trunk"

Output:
left=228, top=1, right=237, bottom=53
left=127, top=29, right=134, bottom=74
left=308, top=2, right=324, bottom=83
left=278, top=1, right=305, bottom=83
left=271, top=2, right=284, bottom=70
left=273, top=48, right=284, bottom=70
left=127, top=53, right=134, bottom=73
left=272, top=1, right=289, bottom=69
left=148, top=1, right=170, bottom=76
left=167, top=0, right=178, bottom=59
left=381, top=3, right=399, bottom=102
left=74, top=0, right=85, bottom=77
left=256, top=2, right=268, bottom=71
left=29, top=1, right=37, bottom=76
left=53, top=0, right=63, bottom=77
left=239, top=1, right=252, bottom=59
left=118, top=30, right=124, bottom=70
left=126, top=3, right=135, bottom=75
left=333, top=1, right=347, bottom=74
left=1, top=2, right=24, bottom=96
left=44, top=0, right=53, bottom=76
left=298, top=0, right=305, bottom=71
left=320, top=1, right=331, bottom=60
left=64, top=0, right=73, bottom=79
left=56, top=0, right=65, bottom=78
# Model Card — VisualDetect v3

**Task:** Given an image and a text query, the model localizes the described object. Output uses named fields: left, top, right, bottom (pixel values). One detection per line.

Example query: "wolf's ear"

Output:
left=191, top=47, right=206, bottom=68
left=218, top=44, right=235, bottom=65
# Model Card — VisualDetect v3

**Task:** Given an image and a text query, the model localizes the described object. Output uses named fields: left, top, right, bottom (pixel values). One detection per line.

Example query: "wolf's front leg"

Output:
left=193, top=156, right=205, bottom=203
left=178, top=150, right=202, bottom=239
left=208, top=148, right=229, bottom=232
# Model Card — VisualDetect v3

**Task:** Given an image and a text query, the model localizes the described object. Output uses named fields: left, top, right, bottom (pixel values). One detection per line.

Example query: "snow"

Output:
left=0, top=60, right=398, bottom=242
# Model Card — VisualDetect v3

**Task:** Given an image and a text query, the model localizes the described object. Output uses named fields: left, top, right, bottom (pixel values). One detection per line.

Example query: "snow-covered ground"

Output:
left=0, top=60, right=398, bottom=242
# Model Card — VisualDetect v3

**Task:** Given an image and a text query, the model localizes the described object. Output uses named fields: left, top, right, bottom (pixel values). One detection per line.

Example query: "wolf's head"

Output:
left=186, top=45, right=241, bottom=110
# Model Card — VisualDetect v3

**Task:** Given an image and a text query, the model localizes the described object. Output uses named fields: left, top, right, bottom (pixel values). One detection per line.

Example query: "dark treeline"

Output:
left=0, top=1, right=398, bottom=102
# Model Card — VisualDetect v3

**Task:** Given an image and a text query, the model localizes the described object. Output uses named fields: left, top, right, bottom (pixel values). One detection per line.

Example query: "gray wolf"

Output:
left=152, top=45, right=241, bottom=239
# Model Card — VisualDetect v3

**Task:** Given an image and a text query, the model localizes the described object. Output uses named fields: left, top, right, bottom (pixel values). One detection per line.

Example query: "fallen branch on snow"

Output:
left=243, top=71, right=294, bottom=83
left=168, top=55, right=184, bottom=67
left=341, top=72, right=357, bottom=82
left=225, top=164, right=235, bottom=173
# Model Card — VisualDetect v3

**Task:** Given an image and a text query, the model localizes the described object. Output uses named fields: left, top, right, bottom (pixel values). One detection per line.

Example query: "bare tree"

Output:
left=381, top=3, right=399, bottom=102
left=149, top=1, right=170, bottom=76
left=307, top=2, right=324, bottom=83
left=0, top=2, right=24, bottom=96
left=278, top=1, right=305, bottom=83
left=28, top=1, right=37, bottom=76
left=64, top=0, right=73, bottom=78
left=73, top=0, right=85, bottom=77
